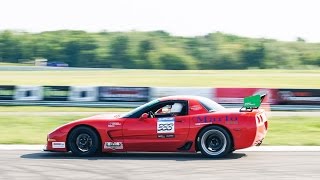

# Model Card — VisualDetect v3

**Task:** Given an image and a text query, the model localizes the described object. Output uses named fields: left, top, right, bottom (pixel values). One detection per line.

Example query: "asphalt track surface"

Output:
left=0, top=150, right=319, bottom=180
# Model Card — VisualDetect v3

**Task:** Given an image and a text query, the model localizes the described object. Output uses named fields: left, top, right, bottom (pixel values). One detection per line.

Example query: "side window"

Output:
left=155, top=104, right=172, bottom=114
left=154, top=101, right=187, bottom=117
left=178, top=102, right=188, bottom=116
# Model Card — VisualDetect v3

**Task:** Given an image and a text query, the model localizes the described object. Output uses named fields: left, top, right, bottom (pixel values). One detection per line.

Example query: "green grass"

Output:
left=0, top=62, right=32, bottom=66
left=264, top=116, right=320, bottom=145
left=0, top=115, right=84, bottom=144
left=0, top=114, right=319, bottom=145
left=0, top=69, right=319, bottom=88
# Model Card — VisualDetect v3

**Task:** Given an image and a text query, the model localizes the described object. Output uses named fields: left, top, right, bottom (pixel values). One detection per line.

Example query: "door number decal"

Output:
left=157, top=117, right=175, bottom=133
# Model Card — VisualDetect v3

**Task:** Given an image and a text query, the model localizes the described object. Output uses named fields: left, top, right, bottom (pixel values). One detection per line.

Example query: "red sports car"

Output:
left=44, top=95, right=268, bottom=158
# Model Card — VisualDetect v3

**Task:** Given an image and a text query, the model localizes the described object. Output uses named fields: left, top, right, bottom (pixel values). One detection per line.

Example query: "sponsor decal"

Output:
left=52, top=142, right=65, bottom=148
left=193, top=116, right=239, bottom=125
left=14, top=86, right=43, bottom=101
left=157, top=134, right=175, bottom=138
left=99, top=86, right=149, bottom=102
left=104, top=142, right=123, bottom=150
left=215, top=88, right=278, bottom=104
left=68, top=86, right=98, bottom=102
left=278, top=89, right=320, bottom=105
left=157, top=117, right=175, bottom=133
left=152, top=87, right=213, bottom=99
left=0, top=85, right=15, bottom=100
left=244, top=95, right=261, bottom=109
left=43, top=86, right=69, bottom=101
left=108, top=122, right=122, bottom=128
left=190, top=105, right=202, bottom=111
left=225, top=119, right=239, bottom=125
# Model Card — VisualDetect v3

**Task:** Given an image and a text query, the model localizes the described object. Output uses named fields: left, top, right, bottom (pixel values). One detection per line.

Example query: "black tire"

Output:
left=197, top=126, right=232, bottom=158
left=68, top=126, right=100, bottom=157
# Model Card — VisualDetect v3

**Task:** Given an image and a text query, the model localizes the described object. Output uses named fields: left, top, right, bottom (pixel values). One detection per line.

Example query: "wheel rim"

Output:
left=201, top=129, right=227, bottom=156
left=75, top=133, right=93, bottom=152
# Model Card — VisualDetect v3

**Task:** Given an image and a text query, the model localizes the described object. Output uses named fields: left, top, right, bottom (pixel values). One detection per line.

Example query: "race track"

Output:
left=0, top=150, right=319, bottom=180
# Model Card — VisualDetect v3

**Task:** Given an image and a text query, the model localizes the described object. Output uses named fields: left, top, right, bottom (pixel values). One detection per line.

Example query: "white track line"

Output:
left=0, top=145, right=320, bottom=151
left=0, top=145, right=44, bottom=150
left=237, top=146, right=320, bottom=152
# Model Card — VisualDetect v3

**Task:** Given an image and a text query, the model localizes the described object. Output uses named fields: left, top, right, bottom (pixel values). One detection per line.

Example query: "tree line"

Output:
left=0, top=30, right=319, bottom=69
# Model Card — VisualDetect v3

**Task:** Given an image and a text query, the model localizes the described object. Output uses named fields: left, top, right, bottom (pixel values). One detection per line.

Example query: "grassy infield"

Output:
left=0, top=69, right=320, bottom=145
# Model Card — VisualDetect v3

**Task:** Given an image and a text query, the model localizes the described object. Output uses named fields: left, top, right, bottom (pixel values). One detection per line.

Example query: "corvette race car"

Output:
left=44, top=95, right=268, bottom=158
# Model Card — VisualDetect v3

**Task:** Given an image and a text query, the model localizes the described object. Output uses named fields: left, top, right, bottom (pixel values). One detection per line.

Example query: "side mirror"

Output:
left=139, top=113, right=148, bottom=120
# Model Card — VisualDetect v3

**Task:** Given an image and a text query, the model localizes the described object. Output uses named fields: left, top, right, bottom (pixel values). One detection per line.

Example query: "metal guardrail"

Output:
left=0, top=100, right=320, bottom=111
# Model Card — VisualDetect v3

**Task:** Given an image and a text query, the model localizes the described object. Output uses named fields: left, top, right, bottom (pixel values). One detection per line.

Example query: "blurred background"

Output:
left=0, top=0, right=319, bottom=146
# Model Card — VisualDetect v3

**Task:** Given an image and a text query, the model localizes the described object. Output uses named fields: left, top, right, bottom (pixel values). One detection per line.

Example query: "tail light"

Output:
left=256, top=115, right=261, bottom=123
left=264, top=121, right=268, bottom=130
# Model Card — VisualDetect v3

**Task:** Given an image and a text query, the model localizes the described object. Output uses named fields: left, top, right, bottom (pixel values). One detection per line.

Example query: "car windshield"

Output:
left=120, top=99, right=160, bottom=118
left=197, top=96, right=225, bottom=112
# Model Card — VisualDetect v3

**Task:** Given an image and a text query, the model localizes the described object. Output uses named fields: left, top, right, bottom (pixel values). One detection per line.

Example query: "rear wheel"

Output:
left=197, top=126, right=232, bottom=158
left=68, top=126, right=100, bottom=157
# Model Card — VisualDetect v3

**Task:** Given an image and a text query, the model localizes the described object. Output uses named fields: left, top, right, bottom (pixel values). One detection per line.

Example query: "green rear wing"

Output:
left=240, top=93, right=266, bottom=112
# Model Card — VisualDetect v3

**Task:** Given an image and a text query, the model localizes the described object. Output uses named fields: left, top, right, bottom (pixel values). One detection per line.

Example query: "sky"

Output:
left=0, top=0, right=319, bottom=42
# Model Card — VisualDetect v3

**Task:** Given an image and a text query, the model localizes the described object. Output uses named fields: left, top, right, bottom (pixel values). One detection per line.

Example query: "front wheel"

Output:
left=68, top=126, right=100, bottom=157
left=197, top=126, right=232, bottom=158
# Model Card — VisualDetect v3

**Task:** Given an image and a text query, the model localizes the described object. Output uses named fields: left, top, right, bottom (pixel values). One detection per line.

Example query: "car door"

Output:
left=122, top=100, right=190, bottom=152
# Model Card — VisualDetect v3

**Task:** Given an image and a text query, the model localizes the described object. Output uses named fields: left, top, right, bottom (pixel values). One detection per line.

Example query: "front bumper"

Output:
left=45, top=130, right=68, bottom=152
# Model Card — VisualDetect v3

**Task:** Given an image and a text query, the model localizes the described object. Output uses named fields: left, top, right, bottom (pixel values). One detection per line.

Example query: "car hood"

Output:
left=84, top=113, right=121, bottom=120
left=72, top=113, right=122, bottom=123
left=50, top=113, right=124, bottom=134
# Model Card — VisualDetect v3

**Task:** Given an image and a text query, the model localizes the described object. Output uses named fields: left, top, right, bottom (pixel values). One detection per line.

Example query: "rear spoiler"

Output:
left=240, top=93, right=267, bottom=112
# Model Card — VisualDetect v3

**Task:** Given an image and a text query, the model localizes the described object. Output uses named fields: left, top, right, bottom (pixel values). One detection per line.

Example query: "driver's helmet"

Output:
left=171, top=103, right=183, bottom=113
